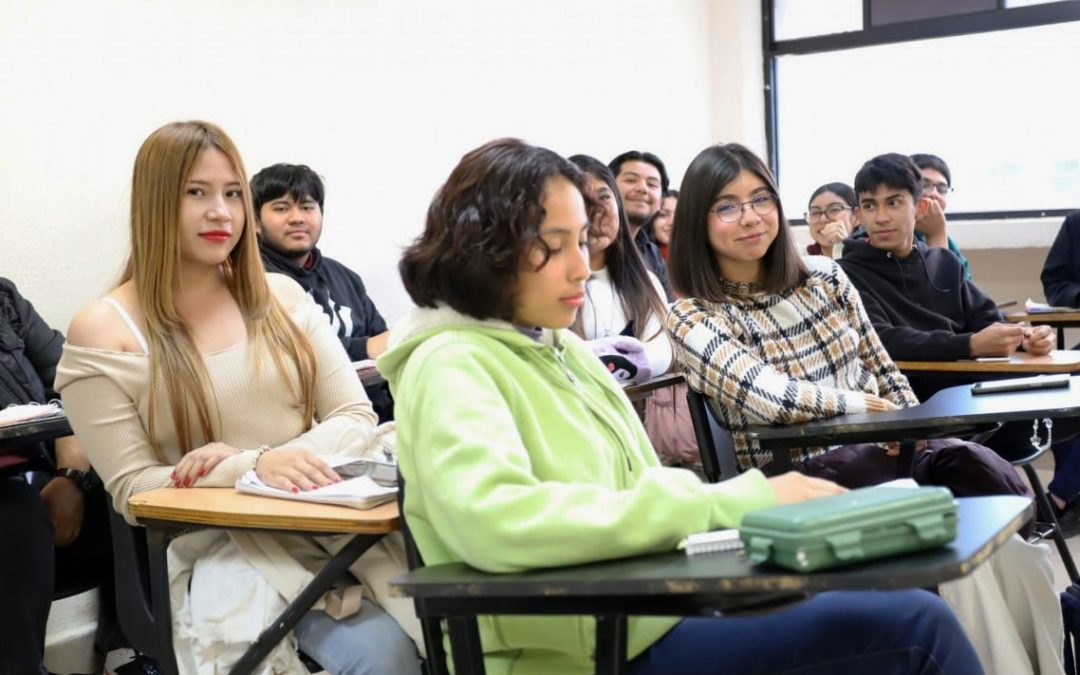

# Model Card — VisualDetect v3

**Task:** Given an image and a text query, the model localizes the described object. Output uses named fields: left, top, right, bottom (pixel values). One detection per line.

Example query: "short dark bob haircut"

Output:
left=853, top=153, right=923, bottom=202
left=808, top=182, right=856, bottom=210
left=668, top=143, right=806, bottom=301
left=250, top=163, right=326, bottom=214
left=400, top=138, right=586, bottom=321
left=910, top=152, right=951, bottom=187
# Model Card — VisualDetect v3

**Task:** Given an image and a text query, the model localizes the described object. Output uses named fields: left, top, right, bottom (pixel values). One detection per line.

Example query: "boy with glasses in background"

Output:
left=911, top=153, right=971, bottom=280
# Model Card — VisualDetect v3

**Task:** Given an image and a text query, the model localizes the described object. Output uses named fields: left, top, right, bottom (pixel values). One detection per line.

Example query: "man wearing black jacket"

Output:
left=838, top=153, right=1053, bottom=370
left=837, top=154, right=1080, bottom=531
left=252, top=164, right=393, bottom=421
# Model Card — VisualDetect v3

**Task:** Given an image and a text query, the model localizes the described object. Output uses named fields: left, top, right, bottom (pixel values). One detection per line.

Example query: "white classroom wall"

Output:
left=0, top=0, right=763, bottom=330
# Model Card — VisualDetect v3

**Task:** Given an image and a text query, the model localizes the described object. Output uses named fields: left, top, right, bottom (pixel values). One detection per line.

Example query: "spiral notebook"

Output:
left=679, top=528, right=744, bottom=556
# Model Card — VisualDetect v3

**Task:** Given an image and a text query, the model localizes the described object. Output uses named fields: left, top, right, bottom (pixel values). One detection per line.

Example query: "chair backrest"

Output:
left=106, top=504, right=167, bottom=660
left=685, top=387, right=740, bottom=483
left=397, top=473, right=450, bottom=675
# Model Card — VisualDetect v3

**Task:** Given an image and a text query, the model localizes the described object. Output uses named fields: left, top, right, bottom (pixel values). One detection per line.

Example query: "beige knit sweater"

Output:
left=55, top=274, right=378, bottom=523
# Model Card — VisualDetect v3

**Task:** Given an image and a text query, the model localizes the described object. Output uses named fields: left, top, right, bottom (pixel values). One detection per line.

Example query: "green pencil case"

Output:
left=739, top=486, right=957, bottom=573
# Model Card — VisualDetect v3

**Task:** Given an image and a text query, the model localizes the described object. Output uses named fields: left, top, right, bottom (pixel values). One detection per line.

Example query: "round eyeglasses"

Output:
left=922, top=180, right=952, bottom=195
left=805, top=204, right=852, bottom=222
left=711, top=193, right=778, bottom=223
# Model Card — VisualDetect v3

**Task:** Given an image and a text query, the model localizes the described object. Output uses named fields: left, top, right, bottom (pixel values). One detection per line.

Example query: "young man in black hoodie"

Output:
left=252, top=163, right=394, bottom=422
left=837, top=153, right=1080, bottom=531
left=838, top=153, right=1053, bottom=372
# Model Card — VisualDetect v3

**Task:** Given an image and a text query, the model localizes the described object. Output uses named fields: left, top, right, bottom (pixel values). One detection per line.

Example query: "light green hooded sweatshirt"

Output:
left=378, top=306, right=776, bottom=675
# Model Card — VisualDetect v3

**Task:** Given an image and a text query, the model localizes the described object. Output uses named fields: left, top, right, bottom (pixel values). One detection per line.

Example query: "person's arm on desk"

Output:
left=394, top=339, right=781, bottom=573
left=969, top=323, right=1025, bottom=357
left=855, top=286, right=972, bottom=362
left=1020, top=324, right=1055, bottom=356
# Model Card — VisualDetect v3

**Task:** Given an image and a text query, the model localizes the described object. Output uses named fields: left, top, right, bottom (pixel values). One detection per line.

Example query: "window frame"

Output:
left=762, top=0, right=1080, bottom=220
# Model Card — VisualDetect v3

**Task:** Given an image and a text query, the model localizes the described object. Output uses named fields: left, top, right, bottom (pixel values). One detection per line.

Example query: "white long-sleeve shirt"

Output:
left=580, top=267, right=672, bottom=376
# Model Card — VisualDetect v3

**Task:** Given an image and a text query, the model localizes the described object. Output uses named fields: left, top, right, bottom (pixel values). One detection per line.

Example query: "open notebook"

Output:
left=235, top=454, right=397, bottom=510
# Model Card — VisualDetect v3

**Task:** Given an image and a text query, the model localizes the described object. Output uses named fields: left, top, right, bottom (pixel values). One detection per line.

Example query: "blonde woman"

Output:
left=56, top=121, right=420, bottom=674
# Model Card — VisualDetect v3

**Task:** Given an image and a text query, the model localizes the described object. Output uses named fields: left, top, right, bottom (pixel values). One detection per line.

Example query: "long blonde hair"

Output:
left=121, top=120, right=316, bottom=459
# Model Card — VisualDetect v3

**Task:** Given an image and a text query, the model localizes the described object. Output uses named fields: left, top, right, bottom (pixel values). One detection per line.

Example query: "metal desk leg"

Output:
left=595, top=614, right=628, bottom=675
left=447, top=616, right=486, bottom=675
left=230, top=533, right=381, bottom=675
left=1023, top=463, right=1080, bottom=584
left=146, top=528, right=179, bottom=675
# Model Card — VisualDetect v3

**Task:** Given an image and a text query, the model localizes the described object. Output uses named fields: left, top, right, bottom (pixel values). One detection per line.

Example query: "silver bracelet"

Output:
left=254, top=444, right=272, bottom=469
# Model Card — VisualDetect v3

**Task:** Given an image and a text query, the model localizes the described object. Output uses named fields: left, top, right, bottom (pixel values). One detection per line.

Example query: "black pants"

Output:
left=0, top=475, right=112, bottom=675
left=794, top=439, right=1034, bottom=537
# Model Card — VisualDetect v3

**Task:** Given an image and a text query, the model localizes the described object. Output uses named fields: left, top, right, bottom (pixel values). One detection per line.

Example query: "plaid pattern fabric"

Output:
left=667, top=258, right=917, bottom=470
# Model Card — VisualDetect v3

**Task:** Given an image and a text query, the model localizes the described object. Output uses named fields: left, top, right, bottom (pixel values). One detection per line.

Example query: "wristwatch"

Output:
left=56, top=468, right=97, bottom=492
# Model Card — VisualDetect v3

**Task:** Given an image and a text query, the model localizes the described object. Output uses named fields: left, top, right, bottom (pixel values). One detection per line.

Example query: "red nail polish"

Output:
left=291, top=487, right=300, bottom=493
left=199, top=469, right=206, bottom=477
left=184, top=477, right=192, bottom=487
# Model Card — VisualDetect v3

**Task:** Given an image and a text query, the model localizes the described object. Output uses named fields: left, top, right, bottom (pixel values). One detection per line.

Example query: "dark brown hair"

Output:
left=567, top=154, right=668, bottom=342
left=400, top=138, right=586, bottom=320
left=668, top=143, right=806, bottom=301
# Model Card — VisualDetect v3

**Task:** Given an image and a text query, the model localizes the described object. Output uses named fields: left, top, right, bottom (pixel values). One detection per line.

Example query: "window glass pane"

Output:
left=869, top=0, right=995, bottom=26
left=774, top=21, right=1080, bottom=216
left=1006, top=0, right=1061, bottom=6
left=774, top=0, right=862, bottom=41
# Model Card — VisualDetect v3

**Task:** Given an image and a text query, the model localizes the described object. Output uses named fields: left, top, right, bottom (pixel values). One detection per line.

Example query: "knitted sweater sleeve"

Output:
left=831, top=264, right=920, bottom=408
left=667, top=297, right=872, bottom=425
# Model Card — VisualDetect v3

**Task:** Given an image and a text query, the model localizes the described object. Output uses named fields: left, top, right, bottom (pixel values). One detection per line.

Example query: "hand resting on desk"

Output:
left=767, top=472, right=846, bottom=505
left=864, top=395, right=899, bottom=412
left=255, top=448, right=341, bottom=493
left=1021, top=324, right=1055, bottom=356
left=969, top=322, right=1025, bottom=357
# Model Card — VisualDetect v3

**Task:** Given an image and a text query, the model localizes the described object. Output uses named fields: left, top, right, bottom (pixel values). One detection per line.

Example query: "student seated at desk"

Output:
left=378, top=137, right=984, bottom=675
left=0, top=278, right=112, bottom=675
left=566, top=154, right=671, bottom=385
left=836, top=153, right=1080, bottom=527
left=665, top=143, right=1061, bottom=675
left=1039, top=209, right=1080, bottom=533
left=567, top=154, right=697, bottom=468
left=55, top=121, right=421, bottom=675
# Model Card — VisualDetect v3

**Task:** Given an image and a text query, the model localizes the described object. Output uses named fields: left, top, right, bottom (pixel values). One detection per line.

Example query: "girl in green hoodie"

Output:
left=379, top=137, right=983, bottom=675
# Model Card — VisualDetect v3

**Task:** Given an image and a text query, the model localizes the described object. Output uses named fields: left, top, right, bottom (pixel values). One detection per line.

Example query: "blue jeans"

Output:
left=294, top=600, right=422, bottom=675
left=1050, top=437, right=1080, bottom=503
left=627, top=590, right=983, bottom=675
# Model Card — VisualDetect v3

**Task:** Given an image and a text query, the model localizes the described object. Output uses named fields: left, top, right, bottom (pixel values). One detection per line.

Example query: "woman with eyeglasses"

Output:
left=805, top=182, right=857, bottom=258
left=666, top=142, right=1061, bottom=674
